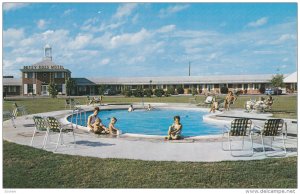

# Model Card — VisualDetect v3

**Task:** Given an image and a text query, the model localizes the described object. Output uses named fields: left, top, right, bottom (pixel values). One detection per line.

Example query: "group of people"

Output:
left=128, top=104, right=153, bottom=112
left=210, top=91, right=237, bottom=113
left=87, top=107, right=121, bottom=135
left=245, top=94, right=274, bottom=112
left=87, top=105, right=182, bottom=140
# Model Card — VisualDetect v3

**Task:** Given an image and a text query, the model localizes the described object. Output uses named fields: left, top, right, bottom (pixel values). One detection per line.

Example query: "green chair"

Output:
left=253, top=119, right=286, bottom=157
left=222, top=118, right=254, bottom=157
left=31, top=116, right=48, bottom=147
left=44, top=116, right=76, bottom=151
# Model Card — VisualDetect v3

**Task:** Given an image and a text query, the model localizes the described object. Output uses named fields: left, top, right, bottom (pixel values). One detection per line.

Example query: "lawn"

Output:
left=3, top=141, right=297, bottom=188
left=3, top=94, right=297, bottom=119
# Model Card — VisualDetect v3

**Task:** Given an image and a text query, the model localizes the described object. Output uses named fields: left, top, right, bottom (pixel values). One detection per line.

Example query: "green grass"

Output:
left=3, top=141, right=297, bottom=188
left=3, top=95, right=297, bottom=119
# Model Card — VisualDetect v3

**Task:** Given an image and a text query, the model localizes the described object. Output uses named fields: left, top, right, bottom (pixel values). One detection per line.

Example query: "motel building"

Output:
left=20, top=45, right=71, bottom=96
left=3, top=45, right=297, bottom=97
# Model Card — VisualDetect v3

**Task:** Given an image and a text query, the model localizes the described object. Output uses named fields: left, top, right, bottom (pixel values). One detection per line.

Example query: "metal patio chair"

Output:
left=44, top=116, right=76, bottom=151
left=31, top=116, right=48, bottom=147
left=221, top=118, right=254, bottom=157
left=253, top=119, right=286, bottom=157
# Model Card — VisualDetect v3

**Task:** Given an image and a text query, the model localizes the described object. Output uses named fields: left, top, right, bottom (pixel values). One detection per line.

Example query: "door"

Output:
left=41, top=85, right=49, bottom=96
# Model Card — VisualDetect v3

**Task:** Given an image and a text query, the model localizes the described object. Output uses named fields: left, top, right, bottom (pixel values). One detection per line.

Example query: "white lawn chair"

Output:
left=31, top=116, right=48, bottom=147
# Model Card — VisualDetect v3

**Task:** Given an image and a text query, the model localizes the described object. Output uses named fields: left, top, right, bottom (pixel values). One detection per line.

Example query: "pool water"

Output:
left=68, top=108, right=222, bottom=136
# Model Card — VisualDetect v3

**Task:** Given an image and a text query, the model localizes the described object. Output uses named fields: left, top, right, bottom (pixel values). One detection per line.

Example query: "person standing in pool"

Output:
left=87, top=107, right=107, bottom=131
left=128, top=104, right=134, bottom=112
left=165, top=116, right=183, bottom=140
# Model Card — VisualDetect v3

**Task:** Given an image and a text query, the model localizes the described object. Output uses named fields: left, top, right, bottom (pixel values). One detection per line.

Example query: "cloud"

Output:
left=100, top=58, right=110, bottom=65
left=247, top=17, right=268, bottom=27
left=159, top=4, right=190, bottom=18
left=3, top=3, right=29, bottom=12
left=156, top=25, right=176, bottom=33
left=3, top=28, right=25, bottom=47
left=69, top=34, right=93, bottom=49
left=62, top=8, right=75, bottom=16
left=113, top=3, right=138, bottom=20
left=37, top=19, right=47, bottom=29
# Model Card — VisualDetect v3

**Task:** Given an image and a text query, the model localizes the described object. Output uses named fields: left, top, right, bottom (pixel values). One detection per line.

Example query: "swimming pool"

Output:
left=68, top=108, right=222, bottom=136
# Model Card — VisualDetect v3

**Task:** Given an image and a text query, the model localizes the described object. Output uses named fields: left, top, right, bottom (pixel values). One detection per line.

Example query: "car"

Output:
left=265, top=88, right=282, bottom=95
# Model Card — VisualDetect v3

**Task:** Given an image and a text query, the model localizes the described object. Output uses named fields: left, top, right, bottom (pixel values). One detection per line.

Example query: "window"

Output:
left=254, top=84, right=260, bottom=89
left=27, top=84, right=33, bottom=93
left=55, top=72, right=64, bottom=78
left=43, top=73, right=47, bottom=77
left=78, top=86, right=86, bottom=92
left=27, top=72, right=33, bottom=78
left=8, top=86, right=16, bottom=92
left=244, top=84, right=248, bottom=89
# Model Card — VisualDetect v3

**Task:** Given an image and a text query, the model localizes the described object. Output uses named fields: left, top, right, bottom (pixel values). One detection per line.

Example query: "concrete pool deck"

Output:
left=2, top=103, right=297, bottom=162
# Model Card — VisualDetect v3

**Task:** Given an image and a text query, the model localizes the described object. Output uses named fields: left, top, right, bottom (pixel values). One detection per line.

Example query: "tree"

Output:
left=48, top=82, right=58, bottom=98
left=220, top=86, right=228, bottom=94
left=133, top=88, right=144, bottom=97
left=271, top=74, right=285, bottom=88
left=65, top=78, right=76, bottom=96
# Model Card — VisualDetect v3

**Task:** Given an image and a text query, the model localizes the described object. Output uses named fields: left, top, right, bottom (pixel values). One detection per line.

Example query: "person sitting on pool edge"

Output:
left=147, top=104, right=153, bottom=111
left=87, top=107, right=103, bottom=131
left=165, top=115, right=183, bottom=140
left=92, top=118, right=109, bottom=134
left=108, top=117, right=122, bottom=135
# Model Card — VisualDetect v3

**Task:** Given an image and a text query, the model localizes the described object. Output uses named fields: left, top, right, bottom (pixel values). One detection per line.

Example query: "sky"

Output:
left=3, top=3, right=297, bottom=78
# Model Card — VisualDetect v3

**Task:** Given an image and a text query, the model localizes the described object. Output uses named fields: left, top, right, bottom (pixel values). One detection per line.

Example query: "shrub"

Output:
left=48, top=83, right=58, bottom=98
left=176, top=86, right=184, bottom=94
left=192, top=88, right=198, bottom=96
left=166, top=86, right=176, bottom=95
left=259, top=86, right=266, bottom=94
left=133, top=88, right=144, bottom=97
left=144, top=89, right=152, bottom=97
left=124, top=89, right=132, bottom=97
left=154, top=88, right=164, bottom=97
left=220, top=86, right=228, bottom=94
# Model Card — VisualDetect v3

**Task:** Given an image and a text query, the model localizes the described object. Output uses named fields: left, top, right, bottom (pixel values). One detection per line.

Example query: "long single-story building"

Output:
left=2, top=45, right=297, bottom=97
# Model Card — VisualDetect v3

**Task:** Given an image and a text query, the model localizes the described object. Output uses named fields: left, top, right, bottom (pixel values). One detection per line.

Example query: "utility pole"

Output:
left=189, top=61, right=191, bottom=76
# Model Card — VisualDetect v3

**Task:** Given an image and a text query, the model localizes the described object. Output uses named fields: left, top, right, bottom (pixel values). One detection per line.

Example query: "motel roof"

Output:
left=89, top=74, right=282, bottom=85
left=3, top=78, right=22, bottom=86
left=283, top=72, right=297, bottom=83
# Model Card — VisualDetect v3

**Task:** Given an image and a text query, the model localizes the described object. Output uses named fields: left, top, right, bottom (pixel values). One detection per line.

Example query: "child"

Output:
left=165, top=116, right=183, bottom=140
left=92, top=118, right=108, bottom=134
left=128, top=105, right=134, bottom=112
left=108, top=117, right=122, bottom=135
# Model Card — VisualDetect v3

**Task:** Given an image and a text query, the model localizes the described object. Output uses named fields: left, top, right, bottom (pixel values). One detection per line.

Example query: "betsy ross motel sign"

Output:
left=23, top=65, right=64, bottom=70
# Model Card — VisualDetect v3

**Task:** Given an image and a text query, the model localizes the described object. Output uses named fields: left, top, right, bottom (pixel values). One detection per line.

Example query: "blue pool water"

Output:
left=68, top=109, right=222, bottom=136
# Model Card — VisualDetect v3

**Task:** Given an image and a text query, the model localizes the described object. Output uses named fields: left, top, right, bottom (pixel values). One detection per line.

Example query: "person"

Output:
left=108, top=117, right=122, bottom=135
left=147, top=104, right=153, bottom=111
left=209, top=97, right=219, bottom=113
left=264, top=95, right=273, bottom=110
left=99, top=95, right=103, bottom=105
left=128, top=104, right=134, bottom=112
left=92, top=118, right=109, bottom=134
left=165, top=116, right=183, bottom=140
left=87, top=107, right=101, bottom=130
left=224, top=91, right=236, bottom=111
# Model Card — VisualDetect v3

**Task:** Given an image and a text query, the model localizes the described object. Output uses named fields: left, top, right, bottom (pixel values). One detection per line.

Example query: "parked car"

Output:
left=103, top=89, right=117, bottom=96
left=265, top=88, right=282, bottom=95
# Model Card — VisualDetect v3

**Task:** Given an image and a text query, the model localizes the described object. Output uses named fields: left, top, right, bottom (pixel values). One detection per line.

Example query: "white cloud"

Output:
left=69, top=34, right=93, bottom=49
left=247, top=17, right=268, bottom=27
left=156, top=25, right=176, bottom=33
left=113, top=3, right=138, bottom=20
left=37, top=19, right=47, bottom=29
left=159, top=4, right=190, bottom=18
left=62, top=9, right=74, bottom=16
left=108, top=28, right=151, bottom=49
left=132, top=14, right=139, bottom=24
left=3, top=3, right=29, bottom=11
left=3, top=28, right=25, bottom=47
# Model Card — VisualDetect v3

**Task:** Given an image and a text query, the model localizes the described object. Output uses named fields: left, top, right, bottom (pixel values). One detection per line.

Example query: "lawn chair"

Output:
left=221, top=118, right=254, bottom=157
left=3, top=110, right=16, bottom=128
left=87, top=96, right=94, bottom=106
left=12, top=102, right=28, bottom=117
left=31, top=116, right=48, bottom=147
left=44, top=116, right=76, bottom=151
left=253, top=119, right=286, bottom=157
left=198, top=96, right=214, bottom=107
left=65, top=98, right=72, bottom=109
